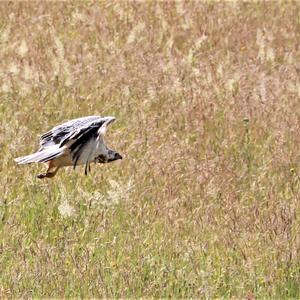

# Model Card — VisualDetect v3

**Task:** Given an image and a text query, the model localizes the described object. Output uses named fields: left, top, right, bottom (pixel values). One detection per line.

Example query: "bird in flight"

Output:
left=14, top=115, right=122, bottom=179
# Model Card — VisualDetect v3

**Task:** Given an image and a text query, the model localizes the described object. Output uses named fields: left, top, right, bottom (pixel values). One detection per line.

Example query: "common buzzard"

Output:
left=14, top=116, right=122, bottom=179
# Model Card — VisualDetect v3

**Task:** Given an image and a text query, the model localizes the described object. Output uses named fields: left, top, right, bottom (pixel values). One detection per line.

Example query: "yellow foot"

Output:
left=37, top=165, right=60, bottom=179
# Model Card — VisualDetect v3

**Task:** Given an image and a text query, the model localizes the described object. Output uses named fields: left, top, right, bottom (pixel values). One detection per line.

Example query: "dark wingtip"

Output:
left=84, top=162, right=90, bottom=175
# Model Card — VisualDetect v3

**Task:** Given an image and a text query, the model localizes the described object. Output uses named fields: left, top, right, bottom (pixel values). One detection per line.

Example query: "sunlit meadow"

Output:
left=1, top=1, right=300, bottom=298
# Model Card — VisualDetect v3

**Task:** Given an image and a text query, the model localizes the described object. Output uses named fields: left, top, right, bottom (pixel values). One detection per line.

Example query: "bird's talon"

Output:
left=37, top=173, right=46, bottom=179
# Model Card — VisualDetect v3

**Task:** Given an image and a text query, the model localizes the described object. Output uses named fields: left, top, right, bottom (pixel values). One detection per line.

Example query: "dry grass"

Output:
left=1, top=1, right=300, bottom=298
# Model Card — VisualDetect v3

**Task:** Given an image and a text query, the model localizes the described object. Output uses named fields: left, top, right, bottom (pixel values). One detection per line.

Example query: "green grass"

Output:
left=1, top=1, right=300, bottom=298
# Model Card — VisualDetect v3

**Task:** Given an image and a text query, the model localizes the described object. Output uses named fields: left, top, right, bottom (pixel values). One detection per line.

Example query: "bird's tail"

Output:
left=14, top=146, right=63, bottom=164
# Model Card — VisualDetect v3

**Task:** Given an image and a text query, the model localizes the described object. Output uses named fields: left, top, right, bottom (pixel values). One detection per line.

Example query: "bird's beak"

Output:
left=116, top=153, right=123, bottom=160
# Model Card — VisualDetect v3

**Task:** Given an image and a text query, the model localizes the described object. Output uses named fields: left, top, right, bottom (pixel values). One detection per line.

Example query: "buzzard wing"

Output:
left=39, top=116, right=101, bottom=149
left=58, top=116, right=115, bottom=174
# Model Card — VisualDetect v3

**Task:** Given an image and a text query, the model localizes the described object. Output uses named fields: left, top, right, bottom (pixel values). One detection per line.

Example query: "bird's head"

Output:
left=107, top=150, right=123, bottom=162
left=95, top=150, right=122, bottom=164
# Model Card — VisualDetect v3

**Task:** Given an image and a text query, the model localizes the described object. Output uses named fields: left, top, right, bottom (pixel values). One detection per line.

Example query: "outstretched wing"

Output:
left=39, top=116, right=101, bottom=150
left=59, top=116, right=115, bottom=174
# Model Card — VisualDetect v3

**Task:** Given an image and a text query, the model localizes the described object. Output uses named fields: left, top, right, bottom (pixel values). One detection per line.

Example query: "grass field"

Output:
left=1, top=1, right=300, bottom=298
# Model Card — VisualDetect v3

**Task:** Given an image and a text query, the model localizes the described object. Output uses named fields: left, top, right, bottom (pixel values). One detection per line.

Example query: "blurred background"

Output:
left=1, top=1, right=300, bottom=298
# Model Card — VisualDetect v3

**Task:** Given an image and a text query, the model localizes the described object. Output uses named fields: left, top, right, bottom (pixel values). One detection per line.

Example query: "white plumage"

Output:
left=14, top=115, right=122, bottom=179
